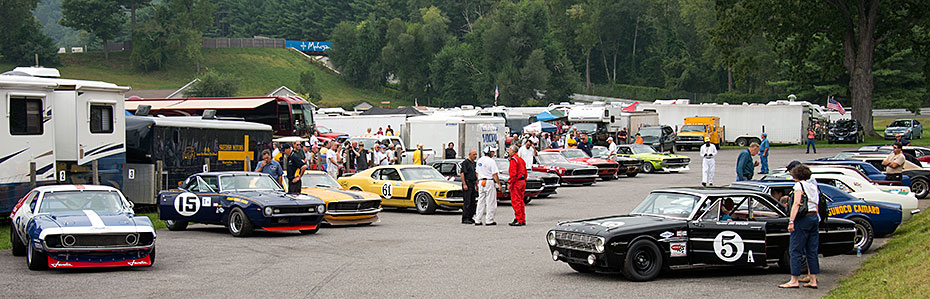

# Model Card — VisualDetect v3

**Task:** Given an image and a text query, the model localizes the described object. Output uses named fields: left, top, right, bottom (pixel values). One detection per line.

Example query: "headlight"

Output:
left=547, top=231, right=557, bottom=246
left=594, top=237, right=605, bottom=253
left=263, top=206, right=273, bottom=216
left=316, top=205, right=325, bottom=213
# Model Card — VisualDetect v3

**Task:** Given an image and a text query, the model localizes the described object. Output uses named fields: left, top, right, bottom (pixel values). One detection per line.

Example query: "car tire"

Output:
left=227, top=207, right=254, bottom=237
left=10, top=228, right=26, bottom=256
left=568, top=263, right=594, bottom=273
left=627, top=172, right=638, bottom=177
left=911, top=177, right=929, bottom=199
left=26, top=242, right=48, bottom=271
left=165, top=220, right=189, bottom=231
left=643, top=162, right=655, bottom=173
left=299, top=227, right=320, bottom=234
left=850, top=217, right=874, bottom=253
left=622, top=240, right=663, bottom=282
left=537, top=193, right=551, bottom=198
left=523, top=196, right=533, bottom=205
left=350, top=187, right=363, bottom=191
left=414, top=192, right=437, bottom=214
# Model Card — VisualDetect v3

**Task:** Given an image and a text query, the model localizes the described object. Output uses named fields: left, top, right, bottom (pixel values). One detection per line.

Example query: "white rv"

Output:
left=0, top=67, right=128, bottom=213
left=403, top=115, right=507, bottom=160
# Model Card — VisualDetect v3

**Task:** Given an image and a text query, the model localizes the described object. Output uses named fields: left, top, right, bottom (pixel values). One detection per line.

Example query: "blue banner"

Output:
left=285, top=40, right=332, bottom=52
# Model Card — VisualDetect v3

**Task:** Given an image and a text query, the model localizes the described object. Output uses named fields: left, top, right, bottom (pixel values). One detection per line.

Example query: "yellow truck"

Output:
left=675, top=116, right=724, bottom=151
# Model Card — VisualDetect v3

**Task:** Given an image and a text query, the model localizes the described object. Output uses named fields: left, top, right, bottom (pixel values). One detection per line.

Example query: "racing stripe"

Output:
left=83, top=210, right=106, bottom=228
left=327, top=189, right=365, bottom=199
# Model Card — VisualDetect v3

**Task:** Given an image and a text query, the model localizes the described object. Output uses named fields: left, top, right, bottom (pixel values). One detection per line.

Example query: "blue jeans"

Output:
left=760, top=155, right=769, bottom=173
left=789, top=214, right=820, bottom=276
left=806, top=138, right=816, bottom=153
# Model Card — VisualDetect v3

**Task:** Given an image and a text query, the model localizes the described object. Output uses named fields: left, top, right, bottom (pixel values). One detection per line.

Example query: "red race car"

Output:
left=542, top=148, right=619, bottom=180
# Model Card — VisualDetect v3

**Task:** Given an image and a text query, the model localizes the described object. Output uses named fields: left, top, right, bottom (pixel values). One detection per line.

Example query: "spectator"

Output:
left=577, top=133, right=593, bottom=156
left=894, top=134, right=911, bottom=146
left=883, top=142, right=906, bottom=181
left=518, top=139, right=536, bottom=169
left=607, top=137, right=618, bottom=158
left=394, top=145, right=405, bottom=164
left=385, top=125, right=394, bottom=135
left=633, top=133, right=644, bottom=145
left=459, top=149, right=478, bottom=224
left=326, top=143, right=341, bottom=179
left=736, top=142, right=760, bottom=181
left=780, top=164, right=820, bottom=289
left=806, top=127, right=817, bottom=154
left=377, top=127, right=384, bottom=135
left=549, top=134, right=562, bottom=149
left=282, top=144, right=307, bottom=194
left=355, top=142, right=370, bottom=171
left=618, top=128, right=628, bottom=144
left=474, top=146, right=501, bottom=225
left=254, top=149, right=284, bottom=187
left=445, top=142, right=457, bottom=159
left=700, top=137, right=717, bottom=186
left=760, top=133, right=770, bottom=174
left=413, top=144, right=428, bottom=165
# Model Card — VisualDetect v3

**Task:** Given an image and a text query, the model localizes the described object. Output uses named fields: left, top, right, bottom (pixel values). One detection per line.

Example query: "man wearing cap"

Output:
left=282, top=144, right=308, bottom=194
left=459, top=149, right=478, bottom=224
left=474, top=146, right=501, bottom=226
left=507, top=145, right=527, bottom=226
left=759, top=133, right=770, bottom=174
left=607, top=137, right=618, bottom=158
left=700, top=137, right=717, bottom=186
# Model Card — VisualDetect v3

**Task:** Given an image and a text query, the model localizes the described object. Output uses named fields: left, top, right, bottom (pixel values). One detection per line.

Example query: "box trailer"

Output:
left=315, top=114, right=408, bottom=137
left=403, top=115, right=507, bottom=160
left=639, top=102, right=815, bottom=145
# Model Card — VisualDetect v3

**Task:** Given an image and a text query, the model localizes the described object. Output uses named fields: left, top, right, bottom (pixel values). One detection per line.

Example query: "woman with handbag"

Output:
left=779, top=163, right=820, bottom=289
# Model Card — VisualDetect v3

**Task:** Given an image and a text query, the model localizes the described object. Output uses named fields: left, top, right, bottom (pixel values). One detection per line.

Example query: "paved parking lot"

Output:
left=2, top=146, right=927, bottom=298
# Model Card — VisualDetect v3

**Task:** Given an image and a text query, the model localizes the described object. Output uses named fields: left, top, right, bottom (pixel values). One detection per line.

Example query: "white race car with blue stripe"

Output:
left=9, top=185, right=156, bottom=270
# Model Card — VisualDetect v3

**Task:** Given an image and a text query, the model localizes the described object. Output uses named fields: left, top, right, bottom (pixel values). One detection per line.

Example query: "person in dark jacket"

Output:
left=459, top=149, right=478, bottom=224
left=445, top=142, right=457, bottom=159
left=735, top=142, right=760, bottom=181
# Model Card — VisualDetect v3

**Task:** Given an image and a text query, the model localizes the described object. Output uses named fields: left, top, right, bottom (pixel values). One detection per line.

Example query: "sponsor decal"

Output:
left=202, top=197, right=211, bottom=207
left=381, top=183, right=394, bottom=198
left=50, top=261, right=73, bottom=268
left=747, top=250, right=755, bottom=263
left=828, top=204, right=880, bottom=216
left=712, top=230, right=744, bottom=262
left=174, top=192, right=201, bottom=216
left=670, top=242, right=687, bottom=257
left=676, top=230, right=688, bottom=237
left=47, top=256, right=151, bottom=268
left=659, top=231, right=674, bottom=239
left=599, top=221, right=624, bottom=228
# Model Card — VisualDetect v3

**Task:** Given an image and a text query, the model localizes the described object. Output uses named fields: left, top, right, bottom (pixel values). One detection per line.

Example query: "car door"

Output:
left=688, top=196, right=767, bottom=266
left=172, top=175, right=222, bottom=224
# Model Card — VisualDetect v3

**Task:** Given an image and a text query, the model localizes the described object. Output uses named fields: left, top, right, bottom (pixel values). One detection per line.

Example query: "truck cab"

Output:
left=676, top=116, right=723, bottom=151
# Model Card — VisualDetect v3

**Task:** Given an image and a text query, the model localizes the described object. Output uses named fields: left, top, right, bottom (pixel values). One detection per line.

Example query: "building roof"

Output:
left=353, top=102, right=374, bottom=111
left=360, top=106, right=425, bottom=116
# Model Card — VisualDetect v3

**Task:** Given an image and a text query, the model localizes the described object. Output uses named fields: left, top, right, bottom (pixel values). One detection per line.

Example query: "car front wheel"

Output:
left=227, top=207, right=254, bottom=237
left=414, top=192, right=437, bottom=214
left=27, top=242, right=48, bottom=270
left=850, top=217, right=874, bottom=253
left=910, top=177, right=929, bottom=199
left=165, top=220, right=189, bottom=231
left=643, top=162, right=655, bottom=173
left=622, top=240, right=663, bottom=281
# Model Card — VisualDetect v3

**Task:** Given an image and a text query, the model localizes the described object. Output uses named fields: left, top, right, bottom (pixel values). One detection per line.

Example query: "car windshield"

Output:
left=495, top=159, right=510, bottom=172
left=38, top=191, right=125, bottom=213
left=292, top=104, right=314, bottom=130
left=301, top=173, right=340, bottom=188
left=317, top=126, right=332, bottom=134
left=571, top=123, right=597, bottom=134
left=889, top=120, right=911, bottom=127
left=631, top=192, right=702, bottom=219
left=220, top=175, right=283, bottom=191
left=400, top=168, right=446, bottom=180
left=639, top=127, right=661, bottom=138
left=834, top=120, right=857, bottom=129
left=538, top=153, right=569, bottom=164
left=680, top=125, right=705, bottom=132
left=591, top=146, right=608, bottom=157
left=629, top=144, right=657, bottom=154
left=560, top=149, right=590, bottom=159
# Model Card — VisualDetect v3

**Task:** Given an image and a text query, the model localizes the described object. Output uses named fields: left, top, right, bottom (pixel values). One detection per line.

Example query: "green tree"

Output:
left=60, top=0, right=126, bottom=59
left=1, top=0, right=60, bottom=66
left=129, top=0, right=213, bottom=71
left=297, top=70, right=322, bottom=101
left=185, top=72, right=239, bottom=97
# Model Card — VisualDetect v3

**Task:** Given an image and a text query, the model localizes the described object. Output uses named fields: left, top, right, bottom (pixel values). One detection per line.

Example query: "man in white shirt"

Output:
left=700, top=137, right=717, bottom=186
left=517, top=140, right=536, bottom=170
left=474, top=146, right=501, bottom=225
left=607, top=137, right=619, bottom=158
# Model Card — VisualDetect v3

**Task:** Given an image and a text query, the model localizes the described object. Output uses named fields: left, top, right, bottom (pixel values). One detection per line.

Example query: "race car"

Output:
left=158, top=172, right=326, bottom=237
left=731, top=181, right=902, bottom=252
left=545, top=187, right=856, bottom=281
left=806, top=160, right=911, bottom=187
left=543, top=148, right=619, bottom=180
left=851, top=155, right=930, bottom=199
left=10, top=185, right=156, bottom=270
left=616, top=144, right=690, bottom=173
left=429, top=159, right=552, bottom=204
left=300, top=171, right=382, bottom=226
left=591, top=145, right=643, bottom=177
left=337, top=165, right=463, bottom=214
left=762, top=172, right=919, bottom=222
left=532, top=152, right=599, bottom=186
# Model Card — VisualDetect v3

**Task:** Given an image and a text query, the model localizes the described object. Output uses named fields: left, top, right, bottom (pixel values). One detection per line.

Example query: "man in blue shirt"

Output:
left=736, top=142, right=760, bottom=181
left=577, top=133, right=593, bottom=156
left=759, top=133, right=770, bottom=174
left=255, top=149, right=284, bottom=186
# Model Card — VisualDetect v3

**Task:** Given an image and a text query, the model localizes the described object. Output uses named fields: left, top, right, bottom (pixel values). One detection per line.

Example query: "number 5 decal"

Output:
left=712, top=230, right=744, bottom=262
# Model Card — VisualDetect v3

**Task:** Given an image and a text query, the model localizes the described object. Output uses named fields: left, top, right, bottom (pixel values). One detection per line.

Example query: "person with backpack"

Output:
left=779, top=162, right=822, bottom=289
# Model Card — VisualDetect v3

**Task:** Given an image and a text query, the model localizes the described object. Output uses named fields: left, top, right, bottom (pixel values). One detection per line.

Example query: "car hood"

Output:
left=36, top=210, right=142, bottom=229
left=634, top=153, right=688, bottom=160
left=538, top=162, right=595, bottom=170
left=300, top=187, right=380, bottom=203
left=224, top=190, right=325, bottom=205
left=554, top=214, right=686, bottom=237
left=885, top=127, right=910, bottom=132
left=677, top=132, right=705, bottom=137
left=567, top=157, right=617, bottom=165
left=528, top=171, right=559, bottom=179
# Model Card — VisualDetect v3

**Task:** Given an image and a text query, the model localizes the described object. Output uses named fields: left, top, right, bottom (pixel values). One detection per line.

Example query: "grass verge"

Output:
left=827, top=211, right=930, bottom=298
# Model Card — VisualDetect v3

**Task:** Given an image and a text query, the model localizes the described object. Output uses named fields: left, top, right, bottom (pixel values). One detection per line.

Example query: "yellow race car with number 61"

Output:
left=337, top=165, right=463, bottom=214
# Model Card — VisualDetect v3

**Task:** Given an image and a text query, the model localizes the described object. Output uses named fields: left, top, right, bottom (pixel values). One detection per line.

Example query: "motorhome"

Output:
left=567, top=103, right=623, bottom=145
left=125, top=96, right=315, bottom=137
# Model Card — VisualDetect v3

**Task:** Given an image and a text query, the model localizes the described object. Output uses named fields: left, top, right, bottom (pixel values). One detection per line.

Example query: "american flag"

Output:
left=494, top=85, right=499, bottom=106
left=827, top=96, right=845, bottom=115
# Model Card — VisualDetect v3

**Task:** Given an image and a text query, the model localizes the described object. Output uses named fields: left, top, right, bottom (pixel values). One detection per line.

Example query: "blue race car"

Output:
left=806, top=160, right=911, bottom=186
left=731, top=180, right=902, bottom=252
left=9, top=185, right=156, bottom=270
left=158, top=172, right=326, bottom=237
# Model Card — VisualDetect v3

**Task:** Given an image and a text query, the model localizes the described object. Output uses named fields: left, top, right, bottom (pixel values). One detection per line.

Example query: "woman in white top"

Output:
left=326, top=143, right=341, bottom=179
left=780, top=163, right=820, bottom=289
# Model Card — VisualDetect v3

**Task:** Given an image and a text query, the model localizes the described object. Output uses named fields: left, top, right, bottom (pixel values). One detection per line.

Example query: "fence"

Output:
left=202, top=38, right=285, bottom=49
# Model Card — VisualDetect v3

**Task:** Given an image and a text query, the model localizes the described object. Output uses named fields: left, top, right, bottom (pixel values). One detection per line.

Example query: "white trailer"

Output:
left=315, top=114, right=408, bottom=137
left=0, top=67, right=129, bottom=213
left=403, top=115, right=507, bottom=160
left=639, top=102, right=814, bottom=145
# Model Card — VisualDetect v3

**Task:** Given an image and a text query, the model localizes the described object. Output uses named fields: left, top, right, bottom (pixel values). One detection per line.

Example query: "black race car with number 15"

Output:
left=545, top=187, right=856, bottom=281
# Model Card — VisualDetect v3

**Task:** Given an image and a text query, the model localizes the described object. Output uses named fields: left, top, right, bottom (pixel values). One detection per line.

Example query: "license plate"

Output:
left=838, top=137, right=844, bottom=140
left=276, top=218, right=290, bottom=224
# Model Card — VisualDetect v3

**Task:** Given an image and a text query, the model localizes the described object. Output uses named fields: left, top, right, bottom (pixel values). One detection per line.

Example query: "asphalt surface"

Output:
left=2, top=146, right=928, bottom=298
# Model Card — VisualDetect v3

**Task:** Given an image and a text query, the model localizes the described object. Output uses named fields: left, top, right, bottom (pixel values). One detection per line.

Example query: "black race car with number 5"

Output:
left=545, top=187, right=856, bottom=281
left=158, top=172, right=326, bottom=237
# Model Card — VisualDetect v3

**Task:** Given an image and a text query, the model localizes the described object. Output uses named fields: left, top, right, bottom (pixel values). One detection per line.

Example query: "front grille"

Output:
left=275, top=206, right=320, bottom=214
left=553, top=231, right=599, bottom=253
left=664, top=158, right=690, bottom=165
left=679, top=136, right=702, bottom=141
left=542, top=177, right=560, bottom=185
left=328, top=200, right=380, bottom=211
left=570, top=169, right=598, bottom=176
left=46, top=232, right=155, bottom=248
left=447, top=190, right=463, bottom=198
left=620, top=161, right=641, bottom=167
left=595, top=164, right=617, bottom=169
left=526, top=181, right=543, bottom=190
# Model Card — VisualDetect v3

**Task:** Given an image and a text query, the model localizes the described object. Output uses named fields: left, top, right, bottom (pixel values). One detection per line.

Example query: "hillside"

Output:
left=0, top=48, right=403, bottom=108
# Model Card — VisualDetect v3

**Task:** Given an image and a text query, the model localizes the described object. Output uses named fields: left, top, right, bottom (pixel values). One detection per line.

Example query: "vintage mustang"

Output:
left=337, top=165, right=463, bottom=214
left=300, top=171, right=382, bottom=226
left=546, top=187, right=856, bottom=281
left=616, top=144, right=690, bottom=173
left=543, top=148, right=619, bottom=180
left=591, top=145, right=643, bottom=177
left=532, top=152, right=599, bottom=186
left=9, top=185, right=156, bottom=270
left=731, top=181, right=902, bottom=252
left=158, top=172, right=326, bottom=237
left=430, top=159, right=556, bottom=203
